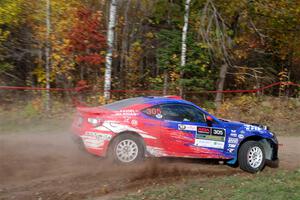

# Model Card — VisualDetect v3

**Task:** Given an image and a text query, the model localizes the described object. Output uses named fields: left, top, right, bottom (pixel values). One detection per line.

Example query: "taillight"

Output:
left=87, top=117, right=102, bottom=127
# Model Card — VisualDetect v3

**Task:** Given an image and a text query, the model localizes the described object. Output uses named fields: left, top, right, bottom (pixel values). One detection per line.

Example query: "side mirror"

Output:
left=206, top=115, right=213, bottom=127
left=206, top=115, right=213, bottom=122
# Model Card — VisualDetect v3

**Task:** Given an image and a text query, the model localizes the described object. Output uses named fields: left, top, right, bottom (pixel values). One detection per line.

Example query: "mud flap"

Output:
left=226, top=157, right=237, bottom=165
left=266, top=159, right=279, bottom=168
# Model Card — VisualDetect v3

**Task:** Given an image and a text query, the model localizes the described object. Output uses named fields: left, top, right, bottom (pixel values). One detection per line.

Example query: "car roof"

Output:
left=102, top=96, right=195, bottom=110
left=143, top=96, right=193, bottom=105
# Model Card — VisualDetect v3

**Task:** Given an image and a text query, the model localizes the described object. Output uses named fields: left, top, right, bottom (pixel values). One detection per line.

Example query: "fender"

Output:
left=226, top=130, right=277, bottom=165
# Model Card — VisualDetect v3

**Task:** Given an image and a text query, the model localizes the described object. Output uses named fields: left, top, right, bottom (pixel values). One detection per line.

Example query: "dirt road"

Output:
left=0, top=132, right=299, bottom=200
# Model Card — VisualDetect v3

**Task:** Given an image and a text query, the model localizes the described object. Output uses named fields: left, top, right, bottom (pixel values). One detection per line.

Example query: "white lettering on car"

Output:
left=81, top=132, right=112, bottom=149
left=244, top=124, right=262, bottom=131
left=228, top=137, right=238, bottom=144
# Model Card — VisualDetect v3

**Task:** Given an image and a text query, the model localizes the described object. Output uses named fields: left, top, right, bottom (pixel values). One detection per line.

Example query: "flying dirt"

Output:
left=0, top=128, right=299, bottom=200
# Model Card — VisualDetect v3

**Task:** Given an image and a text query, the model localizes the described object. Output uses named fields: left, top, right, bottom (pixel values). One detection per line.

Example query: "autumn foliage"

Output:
left=0, top=0, right=299, bottom=99
left=67, top=7, right=106, bottom=66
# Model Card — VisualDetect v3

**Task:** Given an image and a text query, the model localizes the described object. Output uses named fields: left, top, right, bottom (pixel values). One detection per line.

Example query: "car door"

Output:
left=159, top=103, right=226, bottom=158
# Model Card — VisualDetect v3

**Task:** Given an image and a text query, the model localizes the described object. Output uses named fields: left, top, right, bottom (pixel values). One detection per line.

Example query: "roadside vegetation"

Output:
left=0, top=100, right=73, bottom=134
left=209, top=96, right=300, bottom=136
left=120, top=169, right=300, bottom=200
left=1, top=95, right=299, bottom=136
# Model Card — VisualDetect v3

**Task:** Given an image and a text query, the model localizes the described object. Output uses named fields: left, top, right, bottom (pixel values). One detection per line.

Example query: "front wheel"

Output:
left=238, top=141, right=265, bottom=173
left=109, top=134, right=145, bottom=164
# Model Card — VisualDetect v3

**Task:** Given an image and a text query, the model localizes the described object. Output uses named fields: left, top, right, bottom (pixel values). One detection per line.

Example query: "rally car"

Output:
left=71, top=96, right=278, bottom=173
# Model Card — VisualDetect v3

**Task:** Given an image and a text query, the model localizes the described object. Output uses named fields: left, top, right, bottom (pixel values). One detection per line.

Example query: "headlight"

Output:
left=87, top=118, right=102, bottom=127
left=263, top=125, right=269, bottom=130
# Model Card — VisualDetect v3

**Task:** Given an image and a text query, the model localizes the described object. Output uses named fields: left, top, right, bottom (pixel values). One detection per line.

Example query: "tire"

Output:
left=109, top=133, right=145, bottom=164
left=238, top=141, right=265, bottom=173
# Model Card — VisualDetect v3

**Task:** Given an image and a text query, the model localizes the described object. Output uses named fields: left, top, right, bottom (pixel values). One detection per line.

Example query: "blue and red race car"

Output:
left=71, top=96, right=278, bottom=173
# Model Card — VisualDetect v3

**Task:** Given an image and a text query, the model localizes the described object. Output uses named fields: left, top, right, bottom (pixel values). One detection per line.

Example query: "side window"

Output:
left=160, top=104, right=206, bottom=123
left=142, top=105, right=163, bottom=119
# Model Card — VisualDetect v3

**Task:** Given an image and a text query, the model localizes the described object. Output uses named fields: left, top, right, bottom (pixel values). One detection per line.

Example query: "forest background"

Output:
left=0, top=0, right=299, bottom=111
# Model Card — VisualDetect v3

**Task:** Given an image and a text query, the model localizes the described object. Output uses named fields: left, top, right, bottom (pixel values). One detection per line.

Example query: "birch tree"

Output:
left=45, top=0, right=51, bottom=111
left=104, top=0, right=118, bottom=101
left=179, top=0, right=191, bottom=96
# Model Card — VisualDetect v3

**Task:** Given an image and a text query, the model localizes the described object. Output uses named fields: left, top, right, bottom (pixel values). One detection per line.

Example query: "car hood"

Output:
left=219, top=118, right=245, bottom=129
left=220, top=118, right=272, bottom=136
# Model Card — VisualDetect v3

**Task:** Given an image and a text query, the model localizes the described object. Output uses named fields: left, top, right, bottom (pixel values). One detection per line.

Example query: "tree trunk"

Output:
left=104, top=0, right=118, bottom=101
left=179, top=0, right=191, bottom=96
left=45, top=0, right=51, bottom=111
left=215, top=63, right=228, bottom=109
left=163, top=69, right=168, bottom=95
left=120, top=0, right=131, bottom=89
left=80, top=65, right=84, bottom=80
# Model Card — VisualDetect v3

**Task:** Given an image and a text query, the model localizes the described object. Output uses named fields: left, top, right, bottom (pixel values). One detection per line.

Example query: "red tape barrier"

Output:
left=0, top=82, right=299, bottom=94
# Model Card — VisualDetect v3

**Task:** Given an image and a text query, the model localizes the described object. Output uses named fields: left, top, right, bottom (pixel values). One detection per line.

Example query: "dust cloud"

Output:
left=0, top=121, right=298, bottom=200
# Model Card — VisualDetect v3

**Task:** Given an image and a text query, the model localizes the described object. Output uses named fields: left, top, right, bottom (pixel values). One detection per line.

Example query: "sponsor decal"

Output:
left=230, top=130, right=237, bottom=137
left=156, top=113, right=163, bottom=119
left=228, top=137, right=238, bottom=144
left=197, top=126, right=211, bottom=135
left=196, top=127, right=226, bottom=136
left=212, top=128, right=225, bottom=136
left=228, top=143, right=236, bottom=148
left=227, top=148, right=235, bottom=153
left=178, top=124, right=197, bottom=131
left=85, top=131, right=112, bottom=140
left=131, top=119, right=138, bottom=126
left=244, top=124, right=262, bottom=131
left=178, top=124, right=186, bottom=130
left=197, top=135, right=224, bottom=141
left=81, top=132, right=112, bottom=149
left=240, top=130, right=246, bottom=134
left=194, top=127, right=226, bottom=149
left=238, top=134, right=244, bottom=139
left=230, top=133, right=237, bottom=137
left=194, top=139, right=225, bottom=149
left=116, top=109, right=138, bottom=116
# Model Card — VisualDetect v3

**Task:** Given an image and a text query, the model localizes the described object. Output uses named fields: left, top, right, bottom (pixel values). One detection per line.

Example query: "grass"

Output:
left=0, top=105, right=73, bottom=134
left=120, top=169, right=300, bottom=200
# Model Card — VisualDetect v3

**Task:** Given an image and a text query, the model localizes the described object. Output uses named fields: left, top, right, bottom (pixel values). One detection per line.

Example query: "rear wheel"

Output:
left=110, top=134, right=145, bottom=164
left=238, top=141, right=265, bottom=173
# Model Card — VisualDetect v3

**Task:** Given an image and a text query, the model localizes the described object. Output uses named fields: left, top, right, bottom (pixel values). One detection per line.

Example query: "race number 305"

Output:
left=212, top=128, right=225, bottom=136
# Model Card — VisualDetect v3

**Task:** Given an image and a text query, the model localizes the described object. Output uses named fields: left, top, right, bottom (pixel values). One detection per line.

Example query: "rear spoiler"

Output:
left=76, top=106, right=110, bottom=115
